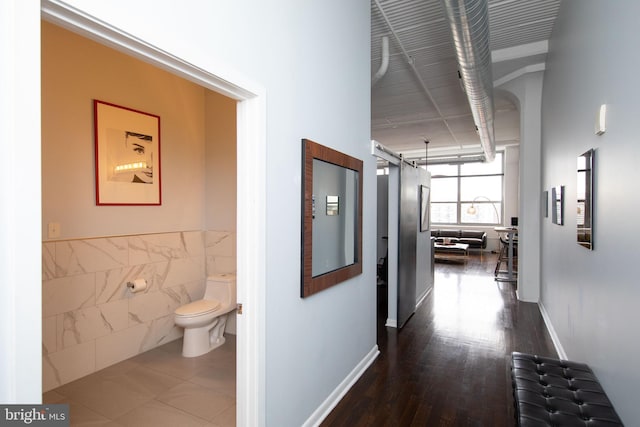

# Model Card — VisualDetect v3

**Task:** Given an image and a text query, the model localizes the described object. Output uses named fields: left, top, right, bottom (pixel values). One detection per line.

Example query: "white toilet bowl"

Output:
left=174, top=273, right=236, bottom=358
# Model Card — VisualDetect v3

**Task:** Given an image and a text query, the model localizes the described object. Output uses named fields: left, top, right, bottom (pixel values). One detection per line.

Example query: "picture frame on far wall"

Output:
left=94, top=100, right=161, bottom=205
left=419, top=185, right=430, bottom=232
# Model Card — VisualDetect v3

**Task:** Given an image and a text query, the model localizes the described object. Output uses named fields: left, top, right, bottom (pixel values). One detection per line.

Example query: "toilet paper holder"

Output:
left=126, top=278, right=147, bottom=293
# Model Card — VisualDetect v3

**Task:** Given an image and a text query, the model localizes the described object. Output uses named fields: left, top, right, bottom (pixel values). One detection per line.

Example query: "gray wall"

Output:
left=541, top=1, right=640, bottom=423
left=376, top=175, right=389, bottom=263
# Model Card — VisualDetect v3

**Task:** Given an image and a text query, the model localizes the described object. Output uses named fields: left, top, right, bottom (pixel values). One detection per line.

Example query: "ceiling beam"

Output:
left=494, top=62, right=545, bottom=87
left=492, top=40, right=548, bottom=63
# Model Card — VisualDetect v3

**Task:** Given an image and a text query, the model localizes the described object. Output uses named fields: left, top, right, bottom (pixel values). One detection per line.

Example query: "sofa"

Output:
left=431, top=229, right=487, bottom=249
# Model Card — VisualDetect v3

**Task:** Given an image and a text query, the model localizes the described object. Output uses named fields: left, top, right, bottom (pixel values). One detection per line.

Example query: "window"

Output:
left=427, top=152, right=503, bottom=225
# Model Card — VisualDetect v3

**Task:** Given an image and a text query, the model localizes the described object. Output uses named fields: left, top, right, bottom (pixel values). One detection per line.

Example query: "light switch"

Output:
left=48, top=222, right=61, bottom=239
left=595, top=104, right=607, bottom=135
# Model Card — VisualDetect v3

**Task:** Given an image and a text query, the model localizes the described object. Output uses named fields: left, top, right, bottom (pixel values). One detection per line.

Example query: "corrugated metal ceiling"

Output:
left=371, top=0, right=561, bottom=159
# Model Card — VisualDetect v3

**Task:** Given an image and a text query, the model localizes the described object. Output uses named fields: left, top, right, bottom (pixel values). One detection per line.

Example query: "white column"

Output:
left=498, top=71, right=544, bottom=302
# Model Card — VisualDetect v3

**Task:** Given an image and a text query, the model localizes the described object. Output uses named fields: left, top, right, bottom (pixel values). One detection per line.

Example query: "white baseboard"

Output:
left=538, top=301, right=567, bottom=360
left=302, top=345, right=380, bottom=427
left=386, top=285, right=433, bottom=329
left=415, top=286, right=433, bottom=310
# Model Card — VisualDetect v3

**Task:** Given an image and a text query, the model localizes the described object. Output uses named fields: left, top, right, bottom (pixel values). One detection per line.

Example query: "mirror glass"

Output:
left=302, top=139, right=363, bottom=298
left=312, top=161, right=357, bottom=275
left=551, top=185, right=564, bottom=225
left=577, top=149, right=594, bottom=249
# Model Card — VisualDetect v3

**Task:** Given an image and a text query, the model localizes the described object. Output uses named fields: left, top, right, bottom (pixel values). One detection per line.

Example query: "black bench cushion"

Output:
left=511, top=352, right=623, bottom=426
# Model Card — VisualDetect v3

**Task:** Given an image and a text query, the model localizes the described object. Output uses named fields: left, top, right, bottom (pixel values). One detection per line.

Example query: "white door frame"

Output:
left=372, top=142, right=400, bottom=328
left=0, top=0, right=43, bottom=403
left=40, top=2, right=267, bottom=425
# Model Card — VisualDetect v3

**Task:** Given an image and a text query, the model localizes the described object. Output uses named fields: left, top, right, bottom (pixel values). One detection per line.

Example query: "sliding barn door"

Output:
left=397, top=162, right=418, bottom=328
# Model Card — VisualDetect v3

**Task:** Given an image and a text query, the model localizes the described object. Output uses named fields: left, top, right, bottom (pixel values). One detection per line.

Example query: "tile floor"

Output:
left=43, top=335, right=236, bottom=427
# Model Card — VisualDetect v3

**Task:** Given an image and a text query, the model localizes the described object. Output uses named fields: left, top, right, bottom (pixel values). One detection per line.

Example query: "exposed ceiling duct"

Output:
left=440, top=0, right=496, bottom=162
left=371, top=36, right=389, bottom=86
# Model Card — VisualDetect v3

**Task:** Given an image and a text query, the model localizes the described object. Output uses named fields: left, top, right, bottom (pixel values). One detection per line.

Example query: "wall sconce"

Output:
left=595, top=104, right=607, bottom=135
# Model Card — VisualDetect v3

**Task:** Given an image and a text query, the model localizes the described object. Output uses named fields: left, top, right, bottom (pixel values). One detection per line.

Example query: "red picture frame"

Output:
left=94, top=100, right=161, bottom=205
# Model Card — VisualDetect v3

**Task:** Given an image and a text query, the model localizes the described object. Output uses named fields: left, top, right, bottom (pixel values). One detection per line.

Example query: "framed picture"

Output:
left=420, top=185, right=430, bottom=232
left=94, top=100, right=161, bottom=205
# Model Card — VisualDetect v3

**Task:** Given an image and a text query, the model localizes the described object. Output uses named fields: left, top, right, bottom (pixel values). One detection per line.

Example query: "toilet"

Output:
left=174, top=273, right=236, bottom=358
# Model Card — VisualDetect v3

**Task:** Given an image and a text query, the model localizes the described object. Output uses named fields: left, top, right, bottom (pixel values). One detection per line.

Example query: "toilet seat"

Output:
left=175, top=299, right=220, bottom=317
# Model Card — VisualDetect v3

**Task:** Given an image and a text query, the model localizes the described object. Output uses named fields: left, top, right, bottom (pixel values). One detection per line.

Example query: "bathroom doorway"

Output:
left=40, top=3, right=266, bottom=424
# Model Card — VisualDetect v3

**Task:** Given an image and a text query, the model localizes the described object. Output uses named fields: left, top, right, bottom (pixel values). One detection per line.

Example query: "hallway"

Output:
left=322, top=253, right=557, bottom=426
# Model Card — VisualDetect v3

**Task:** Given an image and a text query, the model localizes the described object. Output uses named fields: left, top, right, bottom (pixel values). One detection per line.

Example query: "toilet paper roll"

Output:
left=127, top=278, right=147, bottom=293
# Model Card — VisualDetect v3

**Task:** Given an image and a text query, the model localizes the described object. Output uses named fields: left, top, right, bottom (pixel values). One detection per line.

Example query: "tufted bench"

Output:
left=510, top=352, right=623, bottom=426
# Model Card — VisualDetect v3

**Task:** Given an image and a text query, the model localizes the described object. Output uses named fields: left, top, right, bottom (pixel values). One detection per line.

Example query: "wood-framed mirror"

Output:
left=301, top=138, right=363, bottom=298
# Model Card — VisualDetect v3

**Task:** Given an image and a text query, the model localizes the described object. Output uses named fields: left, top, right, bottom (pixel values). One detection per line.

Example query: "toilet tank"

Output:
left=203, top=273, right=236, bottom=307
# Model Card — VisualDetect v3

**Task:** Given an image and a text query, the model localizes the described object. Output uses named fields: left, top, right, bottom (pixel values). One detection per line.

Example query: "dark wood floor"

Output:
left=321, top=253, right=557, bottom=427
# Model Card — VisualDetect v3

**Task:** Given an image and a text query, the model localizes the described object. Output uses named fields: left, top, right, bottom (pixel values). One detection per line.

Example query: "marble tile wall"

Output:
left=42, top=230, right=236, bottom=392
